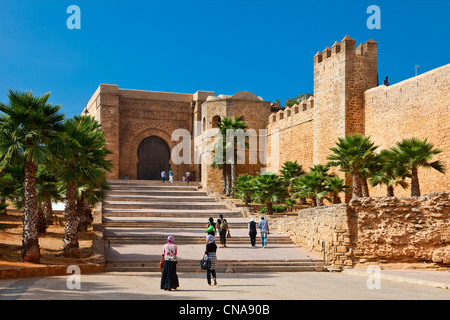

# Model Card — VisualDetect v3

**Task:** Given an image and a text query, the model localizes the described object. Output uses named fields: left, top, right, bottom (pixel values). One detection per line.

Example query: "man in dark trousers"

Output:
left=216, top=214, right=229, bottom=248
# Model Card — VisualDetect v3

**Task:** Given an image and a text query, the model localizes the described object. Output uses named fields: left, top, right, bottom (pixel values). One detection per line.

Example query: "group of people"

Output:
left=160, top=215, right=270, bottom=291
left=161, top=169, right=191, bottom=184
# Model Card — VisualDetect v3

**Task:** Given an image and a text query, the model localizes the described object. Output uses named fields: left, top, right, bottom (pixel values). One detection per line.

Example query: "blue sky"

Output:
left=0, top=0, right=449, bottom=116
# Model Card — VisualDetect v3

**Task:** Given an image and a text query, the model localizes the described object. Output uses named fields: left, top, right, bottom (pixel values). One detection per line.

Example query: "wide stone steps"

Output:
left=102, top=218, right=249, bottom=229
left=104, top=201, right=227, bottom=210
left=105, top=260, right=324, bottom=273
left=104, top=195, right=216, bottom=203
left=102, top=180, right=326, bottom=273
left=103, top=209, right=241, bottom=218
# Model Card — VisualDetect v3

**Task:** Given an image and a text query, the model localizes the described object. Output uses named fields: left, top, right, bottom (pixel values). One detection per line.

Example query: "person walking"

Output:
left=248, top=217, right=257, bottom=247
left=186, top=171, right=191, bottom=184
left=169, top=169, right=173, bottom=183
left=161, top=170, right=166, bottom=183
left=258, top=216, right=269, bottom=248
left=216, top=214, right=229, bottom=248
left=160, top=235, right=179, bottom=291
left=205, top=217, right=216, bottom=241
left=205, top=235, right=217, bottom=286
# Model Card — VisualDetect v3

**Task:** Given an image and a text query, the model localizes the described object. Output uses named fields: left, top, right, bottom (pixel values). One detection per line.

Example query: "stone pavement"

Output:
left=1, top=271, right=449, bottom=300
left=343, top=269, right=450, bottom=290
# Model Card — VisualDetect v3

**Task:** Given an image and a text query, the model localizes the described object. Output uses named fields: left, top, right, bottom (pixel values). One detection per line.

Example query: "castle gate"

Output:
left=137, top=136, right=171, bottom=180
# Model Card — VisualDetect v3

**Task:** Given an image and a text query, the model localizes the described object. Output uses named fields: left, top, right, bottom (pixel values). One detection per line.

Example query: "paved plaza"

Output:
left=0, top=271, right=449, bottom=300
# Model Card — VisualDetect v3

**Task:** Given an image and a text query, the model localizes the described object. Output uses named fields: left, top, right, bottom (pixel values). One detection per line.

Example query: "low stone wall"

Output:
left=272, top=191, right=450, bottom=269
left=271, top=204, right=352, bottom=268
left=348, top=192, right=450, bottom=265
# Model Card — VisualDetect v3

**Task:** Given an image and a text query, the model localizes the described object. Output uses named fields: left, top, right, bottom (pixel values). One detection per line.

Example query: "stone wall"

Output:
left=271, top=204, right=352, bottom=268
left=364, top=63, right=450, bottom=197
left=348, top=192, right=450, bottom=264
left=266, top=97, right=314, bottom=174
left=272, top=191, right=450, bottom=268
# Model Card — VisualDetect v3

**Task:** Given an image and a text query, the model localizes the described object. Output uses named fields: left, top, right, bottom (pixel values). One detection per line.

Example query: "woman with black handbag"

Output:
left=205, top=235, right=217, bottom=286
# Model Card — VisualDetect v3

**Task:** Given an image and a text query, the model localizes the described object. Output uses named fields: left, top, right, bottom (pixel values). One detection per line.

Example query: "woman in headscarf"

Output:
left=160, top=235, right=179, bottom=291
left=248, top=217, right=257, bottom=247
left=205, top=234, right=217, bottom=286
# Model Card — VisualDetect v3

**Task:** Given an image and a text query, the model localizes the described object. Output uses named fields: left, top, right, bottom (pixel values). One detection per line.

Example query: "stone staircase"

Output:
left=102, top=180, right=325, bottom=272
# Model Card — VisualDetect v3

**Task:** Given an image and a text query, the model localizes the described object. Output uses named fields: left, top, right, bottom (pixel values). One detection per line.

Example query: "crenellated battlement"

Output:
left=269, top=96, right=314, bottom=124
left=314, top=35, right=377, bottom=64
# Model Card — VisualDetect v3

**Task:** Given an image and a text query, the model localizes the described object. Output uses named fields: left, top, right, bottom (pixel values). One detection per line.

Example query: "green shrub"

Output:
left=260, top=204, right=287, bottom=213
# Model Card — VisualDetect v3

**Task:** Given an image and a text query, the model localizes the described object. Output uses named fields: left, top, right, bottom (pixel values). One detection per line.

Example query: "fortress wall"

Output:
left=117, top=93, right=195, bottom=181
left=364, top=63, right=450, bottom=197
left=266, top=97, right=315, bottom=173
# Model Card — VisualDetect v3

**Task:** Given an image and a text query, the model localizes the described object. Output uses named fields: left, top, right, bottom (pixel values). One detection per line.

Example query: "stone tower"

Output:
left=200, top=91, right=272, bottom=192
left=313, top=36, right=378, bottom=166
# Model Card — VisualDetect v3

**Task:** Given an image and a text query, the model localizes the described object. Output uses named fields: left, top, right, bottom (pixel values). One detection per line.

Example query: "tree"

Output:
left=285, top=93, right=313, bottom=108
left=0, top=90, right=64, bottom=263
left=324, top=176, right=350, bottom=204
left=213, top=116, right=248, bottom=197
left=369, top=149, right=409, bottom=197
left=55, top=116, right=111, bottom=258
left=36, top=165, right=63, bottom=234
left=293, top=170, right=328, bottom=207
left=391, top=138, right=445, bottom=197
left=280, top=160, right=305, bottom=200
left=328, top=134, right=378, bottom=198
left=232, top=174, right=254, bottom=206
left=251, top=173, right=289, bottom=215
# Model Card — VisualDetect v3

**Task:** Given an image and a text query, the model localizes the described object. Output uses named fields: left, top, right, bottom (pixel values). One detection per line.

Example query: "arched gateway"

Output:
left=137, top=136, right=171, bottom=180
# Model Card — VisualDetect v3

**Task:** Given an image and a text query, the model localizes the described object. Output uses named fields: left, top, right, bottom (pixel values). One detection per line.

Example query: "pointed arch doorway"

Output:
left=137, top=136, right=171, bottom=180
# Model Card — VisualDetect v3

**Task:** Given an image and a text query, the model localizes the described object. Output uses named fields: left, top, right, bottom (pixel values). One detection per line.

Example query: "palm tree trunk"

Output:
left=225, top=164, right=231, bottom=197
left=77, top=194, right=87, bottom=232
left=311, top=198, right=317, bottom=207
left=411, top=167, right=420, bottom=197
left=266, top=202, right=273, bottom=215
left=387, top=186, right=394, bottom=197
left=361, top=178, right=370, bottom=197
left=63, top=182, right=80, bottom=258
left=222, top=165, right=226, bottom=194
left=317, top=198, right=324, bottom=206
left=299, top=197, right=307, bottom=205
left=230, top=163, right=236, bottom=197
left=352, top=167, right=363, bottom=198
left=44, top=197, right=54, bottom=227
left=333, top=193, right=342, bottom=204
left=37, top=206, right=46, bottom=235
left=22, top=160, right=41, bottom=263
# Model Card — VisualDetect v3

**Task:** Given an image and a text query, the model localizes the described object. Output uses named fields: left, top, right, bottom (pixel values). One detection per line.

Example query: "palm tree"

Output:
left=293, top=170, right=328, bottom=207
left=280, top=160, right=305, bottom=200
left=36, top=165, right=63, bottom=231
left=76, top=168, right=109, bottom=232
left=324, top=176, right=350, bottom=204
left=213, top=116, right=248, bottom=196
left=369, top=149, right=409, bottom=197
left=232, top=174, right=254, bottom=206
left=55, top=115, right=111, bottom=258
left=328, top=134, right=378, bottom=198
left=0, top=90, right=64, bottom=263
left=391, top=138, right=445, bottom=197
left=251, top=172, right=289, bottom=215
